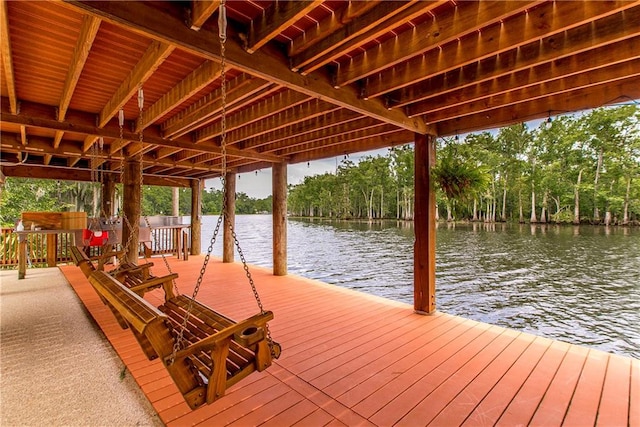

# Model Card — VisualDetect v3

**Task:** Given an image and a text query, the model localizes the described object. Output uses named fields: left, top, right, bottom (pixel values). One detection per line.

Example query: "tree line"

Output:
left=2, top=106, right=638, bottom=227
left=288, top=106, right=640, bottom=225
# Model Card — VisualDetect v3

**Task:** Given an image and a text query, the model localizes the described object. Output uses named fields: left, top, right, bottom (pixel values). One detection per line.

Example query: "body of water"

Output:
left=197, top=214, right=639, bottom=359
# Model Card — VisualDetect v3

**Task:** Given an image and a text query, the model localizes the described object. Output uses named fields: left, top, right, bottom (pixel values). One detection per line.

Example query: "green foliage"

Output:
left=431, top=149, right=490, bottom=201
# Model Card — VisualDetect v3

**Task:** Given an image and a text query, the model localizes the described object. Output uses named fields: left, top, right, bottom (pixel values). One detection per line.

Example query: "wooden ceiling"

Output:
left=2, top=0, right=639, bottom=187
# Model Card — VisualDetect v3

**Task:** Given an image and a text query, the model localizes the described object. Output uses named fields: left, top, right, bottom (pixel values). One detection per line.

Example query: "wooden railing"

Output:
left=0, top=225, right=190, bottom=269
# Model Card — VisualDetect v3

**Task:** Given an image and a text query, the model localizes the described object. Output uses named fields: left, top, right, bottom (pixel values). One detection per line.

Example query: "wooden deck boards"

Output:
left=59, top=256, right=639, bottom=426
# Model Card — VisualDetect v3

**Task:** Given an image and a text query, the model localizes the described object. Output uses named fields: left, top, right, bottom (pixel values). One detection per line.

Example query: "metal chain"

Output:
left=119, top=109, right=136, bottom=258
left=170, top=0, right=277, bottom=363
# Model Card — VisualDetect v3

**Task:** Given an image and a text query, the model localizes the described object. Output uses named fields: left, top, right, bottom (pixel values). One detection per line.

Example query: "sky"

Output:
left=206, top=148, right=390, bottom=199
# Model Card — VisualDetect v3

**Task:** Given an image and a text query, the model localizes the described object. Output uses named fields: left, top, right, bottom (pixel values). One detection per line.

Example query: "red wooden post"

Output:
left=414, top=133, right=437, bottom=314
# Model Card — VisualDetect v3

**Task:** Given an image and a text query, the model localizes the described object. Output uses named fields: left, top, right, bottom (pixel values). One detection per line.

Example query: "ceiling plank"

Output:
left=362, top=0, right=639, bottom=98
left=59, top=15, right=101, bottom=121
left=436, top=76, right=640, bottom=136
left=245, top=0, right=323, bottom=54
left=136, top=60, right=221, bottom=132
left=395, top=7, right=640, bottom=109
left=336, top=0, right=541, bottom=87
left=0, top=0, right=17, bottom=114
left=1, top=98, right=285, bottom=163
left=65, top=1, right=428, bottom=134
left=189, top=0, right=220, bottom=31
left=410, top=38, right=640, bottom=119
left=99, top=40, right=175, bottom=127
left=295, top=1, right=440, bottom=75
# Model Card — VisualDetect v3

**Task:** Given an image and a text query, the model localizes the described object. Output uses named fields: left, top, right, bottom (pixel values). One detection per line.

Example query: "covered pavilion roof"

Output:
left=1, top=0, right=639, bottom=187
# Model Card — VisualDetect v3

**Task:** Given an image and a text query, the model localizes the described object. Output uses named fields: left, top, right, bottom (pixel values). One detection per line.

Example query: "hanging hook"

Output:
left=118, top=109, right=125, bottom=127
left=218, top=0, right=227, bottom=42
left=137, top=86, right=144, bottom=111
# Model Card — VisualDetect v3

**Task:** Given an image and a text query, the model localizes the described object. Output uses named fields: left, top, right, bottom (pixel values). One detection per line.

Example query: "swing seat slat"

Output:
left=88, top=270, right=276, bottom=409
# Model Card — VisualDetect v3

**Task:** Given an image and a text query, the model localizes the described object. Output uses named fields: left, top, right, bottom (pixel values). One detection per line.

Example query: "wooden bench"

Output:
left=88, top=270, right=277, bottom=409
left=69, top=246, right=174, bottom=296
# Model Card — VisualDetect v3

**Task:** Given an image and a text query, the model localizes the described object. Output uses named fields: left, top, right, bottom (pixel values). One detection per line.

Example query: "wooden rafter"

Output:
left=335, top=0, right=541, bottom=87
left=361, top=0, right=638, bottom=98
left=2, top=98, right=284, bottom=163
left=293, top=0, right=435, bottom=75
left=136, top=60, right=220, bottom=132
left=288, top=1, right=380, bottom=57
left=0, top=0, right=17, bottom=114
left=412, top=41, right=640, bottom=119
left=59, top=15, right=101, bottom=121
left=426, top=60, right=640, bottom=124
left=189, top=0, right=220, bottom=31
left=395, top=7, right=640, bottom=110
left=162, top=74, right=272, bottom=139
left=222, top=99, right=341, bottom=147
left=244, top=0, right=322, bottom=54
left=194, top=89, right=311, bottom=143
left=436, top=77, right=640, bottom=136
left=65, top=0, right=428, bottom=134
left=99, top=40, right=175, bottom=127
left=242, top=109, right=363, bottom=150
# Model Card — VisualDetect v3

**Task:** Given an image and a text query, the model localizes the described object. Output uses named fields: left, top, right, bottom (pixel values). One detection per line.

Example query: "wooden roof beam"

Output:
left=295, top=1, right=442, bottom=75
left=1, top=163, right=192, bottom=187
left=288, top=1, right=380, bottom=57
left=136, top=60, right=221, bottom=132
left=410, top=39, right=640, bottom=119
left=436, top=76, right=640, bottom=136
left=99, top=40, right=175, bottom=127
left=266, top=120, right=396, bottom=155
left=0, top=0, right=17, bottom=114
left=222, top=99, right=341, bottom=147
left=278, top=125, right=406, bottom=157
left=162, top=74, right=272, bottom=139
left=188, top=0, right=220, bottom=31
left=424, top=59, right=640, bottom=124
left=65, top=0, right=428, bottom=134
left=241, top=109, right=363, bottom=150
left=194, top=89, right=311, bottom=143
left=59, top=15, right=101, bottom=121
left=1, top=98, right=284, bottom=163
left=394, top=7, right=640, bottom=109
left=362, top=0, right=639, bottom=98
left=335, top=0, right=541, bottom=87
left=244, top=0, right=323, bottom=54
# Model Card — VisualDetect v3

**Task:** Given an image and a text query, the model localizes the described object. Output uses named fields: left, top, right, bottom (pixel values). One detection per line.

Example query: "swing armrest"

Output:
left=170, top=311, right=274, bottom=360
left=128, top=273, right=179, bottom=295
left=109, top=261, right=154, bottom=279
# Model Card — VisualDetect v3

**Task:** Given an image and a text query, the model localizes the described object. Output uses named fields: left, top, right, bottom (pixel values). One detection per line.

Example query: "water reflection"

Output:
left=202, top=215, right=640, bottom=359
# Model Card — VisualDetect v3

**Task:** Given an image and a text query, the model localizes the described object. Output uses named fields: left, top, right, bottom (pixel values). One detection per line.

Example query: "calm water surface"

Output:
left=199, top=214, right=640, bottom=359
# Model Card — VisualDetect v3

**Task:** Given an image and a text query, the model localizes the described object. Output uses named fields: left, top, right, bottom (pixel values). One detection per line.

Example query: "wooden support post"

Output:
left=172, top=186, right=179, bottom=216
left=414, top=133, right=437, bottom=314
left=46, top=234, right=57, bottom=267
left=190, top=179, right=202, bottom=255
left=273, top=162, right=287, bottom=276
left=18, top=235, right=26, bottom=279
left=123, top=156, right=141, bottom=265
left=101, top=174, right=116, bottom=217
left=223, top=171, right=236, bottom=263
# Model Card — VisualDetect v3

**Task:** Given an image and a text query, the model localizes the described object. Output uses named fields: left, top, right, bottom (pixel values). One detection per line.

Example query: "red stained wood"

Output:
left=60, top=257, right=638, bottom=427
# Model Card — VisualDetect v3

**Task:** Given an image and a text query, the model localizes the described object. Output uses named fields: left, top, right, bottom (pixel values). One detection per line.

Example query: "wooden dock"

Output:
left=60, top=256, right=639, bottom=426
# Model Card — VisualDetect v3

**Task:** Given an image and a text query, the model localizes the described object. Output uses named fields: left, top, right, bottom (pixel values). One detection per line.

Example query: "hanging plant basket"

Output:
left=431, top=154, right=489, bottom=200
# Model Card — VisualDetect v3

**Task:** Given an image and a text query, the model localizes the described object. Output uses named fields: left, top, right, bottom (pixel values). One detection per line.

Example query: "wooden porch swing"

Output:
left=86, top=4, right=281, bottom=408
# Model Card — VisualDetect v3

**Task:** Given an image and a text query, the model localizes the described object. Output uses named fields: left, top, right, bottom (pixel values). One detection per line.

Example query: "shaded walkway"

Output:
left=0, top=268, right=162, bottom=427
